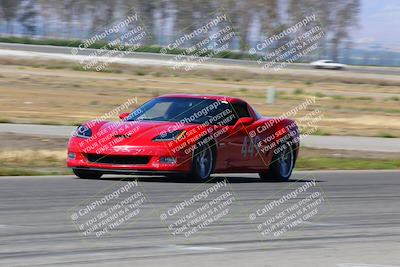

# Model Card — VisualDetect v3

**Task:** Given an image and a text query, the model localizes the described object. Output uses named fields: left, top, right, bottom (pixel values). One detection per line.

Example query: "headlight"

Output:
left=75, top=125, right=92, bottom=139
left=67, top=152, right=76, bottom=159
left=153, top=130, right=186, bottom=142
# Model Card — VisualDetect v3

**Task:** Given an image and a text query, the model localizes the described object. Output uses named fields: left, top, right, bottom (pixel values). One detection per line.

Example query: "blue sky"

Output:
left=354, top=0, right=400, bottom=48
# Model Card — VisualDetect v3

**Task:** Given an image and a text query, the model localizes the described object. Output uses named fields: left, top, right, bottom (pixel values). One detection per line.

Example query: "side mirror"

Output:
left=233, top=117, right=254, bottom=130
left=119, top=112, right=130, bottom=120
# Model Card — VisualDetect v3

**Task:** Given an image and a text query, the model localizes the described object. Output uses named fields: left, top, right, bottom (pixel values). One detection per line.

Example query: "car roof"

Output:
left=158, top=94, right=243, bottom=103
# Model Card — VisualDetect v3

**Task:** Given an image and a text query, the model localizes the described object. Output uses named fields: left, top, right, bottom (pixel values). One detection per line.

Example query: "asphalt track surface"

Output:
left=0, top=171, right=399, bottom=267
left=1, top=42, right=400, bottom=77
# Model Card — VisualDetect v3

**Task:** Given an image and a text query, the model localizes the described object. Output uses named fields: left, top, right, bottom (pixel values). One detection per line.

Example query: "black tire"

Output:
left=73, top=169, right=103, bottom=179
left=259, top=142, right=294, bottom=182
left=190, top=139, right=215, bottom=181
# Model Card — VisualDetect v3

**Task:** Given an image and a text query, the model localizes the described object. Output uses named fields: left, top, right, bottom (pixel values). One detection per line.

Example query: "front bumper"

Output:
left=71, top=167, right=183, bottom=175
left=67, top=142, right=193, bottom=173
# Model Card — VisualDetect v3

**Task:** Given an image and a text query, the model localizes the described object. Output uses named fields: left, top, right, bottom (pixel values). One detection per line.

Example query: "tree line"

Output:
left=0, top=0, right=360, bottom=60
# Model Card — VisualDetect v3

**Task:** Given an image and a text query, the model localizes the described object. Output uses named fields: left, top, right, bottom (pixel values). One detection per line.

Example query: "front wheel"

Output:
left=259, top=142, right=294, bottom=182
left=190, top=141, right=214, bottom=181
left=73, top=169, right=103, bottom=179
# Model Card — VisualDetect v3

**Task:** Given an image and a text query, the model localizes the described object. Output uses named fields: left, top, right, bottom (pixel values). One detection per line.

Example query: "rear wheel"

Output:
left=73, top=169, right=103, bottom=179
left=259, top=142, right=294, bottom=182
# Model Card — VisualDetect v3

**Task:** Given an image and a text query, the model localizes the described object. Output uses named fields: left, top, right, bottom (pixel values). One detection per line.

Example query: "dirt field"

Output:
left=0, top=57, right=399, bottom=137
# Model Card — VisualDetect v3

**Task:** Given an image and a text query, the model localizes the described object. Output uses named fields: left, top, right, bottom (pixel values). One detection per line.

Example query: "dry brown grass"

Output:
left=0, top=149, right=68, bottom=176
left=0, top=149, right=66, bottom=167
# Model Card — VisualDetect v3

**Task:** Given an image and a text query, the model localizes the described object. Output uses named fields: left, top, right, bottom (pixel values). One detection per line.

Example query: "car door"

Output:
left=219, top=101, right=261, bottom=170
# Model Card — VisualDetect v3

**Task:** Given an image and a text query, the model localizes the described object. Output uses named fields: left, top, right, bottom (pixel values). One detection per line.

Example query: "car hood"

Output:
left=87, top=120, right=195, bottom=145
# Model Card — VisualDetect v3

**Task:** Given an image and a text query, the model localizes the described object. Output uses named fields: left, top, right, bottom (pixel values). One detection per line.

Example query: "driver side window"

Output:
left=232, top=102, right=251, bottom=122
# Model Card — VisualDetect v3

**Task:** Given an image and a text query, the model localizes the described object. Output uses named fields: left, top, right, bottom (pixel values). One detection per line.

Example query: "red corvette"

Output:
left=67, top=94, right=300, bottom=181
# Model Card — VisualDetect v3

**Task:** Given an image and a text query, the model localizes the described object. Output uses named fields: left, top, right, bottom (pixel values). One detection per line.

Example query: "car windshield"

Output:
left=127, top=97, right=236, bottom=125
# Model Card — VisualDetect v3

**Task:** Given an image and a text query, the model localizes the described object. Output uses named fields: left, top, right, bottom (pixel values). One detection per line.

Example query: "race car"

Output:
left=67, top=94, right=300, bottom=182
